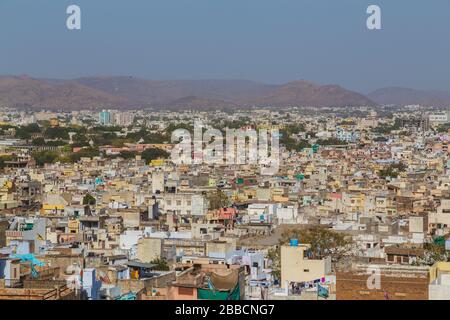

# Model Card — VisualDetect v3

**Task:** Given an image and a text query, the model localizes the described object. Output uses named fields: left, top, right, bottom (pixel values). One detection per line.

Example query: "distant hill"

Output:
left=162, top=96, right=238, bottom=110
left=74, top=77, right=274, bottom=104
left=0, top=75, right=376, bottom=110
left=75, top=77, right=375, bottom=108
left=0, top=75, right=131, bottom=110
left=368, top=87, right=450, bottom=107
left=242, top=80, right=374, bottom=107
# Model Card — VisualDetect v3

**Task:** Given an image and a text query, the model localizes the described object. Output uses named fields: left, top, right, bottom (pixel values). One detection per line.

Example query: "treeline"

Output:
left=33, top=147, right=169, bottom=166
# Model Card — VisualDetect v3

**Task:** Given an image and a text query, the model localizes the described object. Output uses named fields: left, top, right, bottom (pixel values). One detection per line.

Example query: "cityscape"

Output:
left=1, top=0, right=450, bottom=309
left=0, top=104, right=449, bottom=300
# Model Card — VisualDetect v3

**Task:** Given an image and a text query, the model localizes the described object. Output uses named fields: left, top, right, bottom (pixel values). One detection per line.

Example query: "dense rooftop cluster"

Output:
left=0, top=105, right=449, bottom=300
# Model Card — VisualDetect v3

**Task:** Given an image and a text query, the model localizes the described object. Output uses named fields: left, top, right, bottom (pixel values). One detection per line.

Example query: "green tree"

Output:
left=69, top=147, right=100, bottom=163
left=90, top=125, right=122, bottom=133
left=0, top=155, right=13, bottom=169
left=267, top=247, right=281, bottom=279
left=32, top=137, right=46, bottom=146
left=283, top=123, right=306, bottom=135
left=150, top=257, right=170, bottom=271
left=44, top=127, right=70, bottom=140
left=106, top=151, right=138, bottom=160
left=372, top=118, right=402, bottom=134
left=268, top=226, right=354, bottom=278
left=207, top=189, right=230, bottom=210
left=126, top=126, right=149, bottom=141
left=83, top=194, right=96, bottom=205
left=94, top=132, right=117, bottom=146
left=279, top=124, right=310, bottom=151
left=119, top=151, right=138, bottom=159
left=280, top=226, right=353, bottom=259
left=15, top=123, right=41, bottom=139
left=436, top=123, right=450, bottom=133
left=316, top=138, right=348, bottom=146
left=165, top=123, right=194, bottom=134
left=220, top=117, right=252, bottom=130
left=141, top=148, right=169, bottom=162
left=379, top=162, right=407, bottom=179
left=415, top=243, right=448, bottom=266
left=33, top=150, right=59, bottom=166
left=72, top=133, right=89, bottom=147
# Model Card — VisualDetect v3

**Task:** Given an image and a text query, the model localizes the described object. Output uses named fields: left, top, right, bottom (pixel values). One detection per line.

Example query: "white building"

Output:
left=162, top=193, right=208, bottom=216
left=429, top=274, right=450, bottom=300
left=429, top=111, right=449, bottom=124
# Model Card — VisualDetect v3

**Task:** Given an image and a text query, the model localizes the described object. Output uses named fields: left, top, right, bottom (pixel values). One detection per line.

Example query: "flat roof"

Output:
left=126, top=261, right=156, bottom=269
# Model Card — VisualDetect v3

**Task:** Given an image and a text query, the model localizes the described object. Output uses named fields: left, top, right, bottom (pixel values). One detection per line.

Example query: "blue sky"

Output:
left=1, top=0, right=449, bottom=92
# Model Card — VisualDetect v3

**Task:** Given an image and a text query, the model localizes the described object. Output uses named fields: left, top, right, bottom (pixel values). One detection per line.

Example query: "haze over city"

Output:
left=1, top=0, right=450, bottom=92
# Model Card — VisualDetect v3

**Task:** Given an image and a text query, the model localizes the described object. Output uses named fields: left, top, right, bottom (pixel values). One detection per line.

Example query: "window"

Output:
left=303, top=269, right=309, bottom=272
left=166, top=200, right=172, bottom=206
left=176, top=200, right=182, bottom=206
left=187, top=201, right=191, bottom=206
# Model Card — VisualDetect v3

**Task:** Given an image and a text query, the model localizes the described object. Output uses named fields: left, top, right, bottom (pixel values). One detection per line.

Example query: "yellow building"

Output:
left=41, top=194, right=70, bottom=215
left=150, top=159, right=165, bottom=167
left=280, top=243, right=331, bottom=288
left=50, top=118, right=59, bottom=127
left=430, top=262, right=450, bottom=283
left=67, top=219, right=79, bottom=234
left=429, top=262, right=450, bottom=300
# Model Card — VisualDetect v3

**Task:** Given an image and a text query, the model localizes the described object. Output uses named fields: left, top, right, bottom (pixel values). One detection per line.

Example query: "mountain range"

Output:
left=0, top=75, right=448, bottom=110
left=367, top=87, right=450, bottom=107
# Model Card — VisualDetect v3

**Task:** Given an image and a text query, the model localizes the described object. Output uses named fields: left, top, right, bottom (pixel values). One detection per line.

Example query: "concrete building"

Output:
left=136, top=238, right=163, bottom=263
left=163, top=193, right=208, bottom=216
left=429, top=262, right=450, bottom=300
left=99, top=110, right=113, bottom=126
left=280, top=243, right=331, bottom=289
left=429, top=199, right=450, bottom=236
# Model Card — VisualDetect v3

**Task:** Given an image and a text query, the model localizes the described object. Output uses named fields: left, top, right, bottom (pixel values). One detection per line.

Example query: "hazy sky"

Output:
left=1, top=0, right=450, bottom=92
